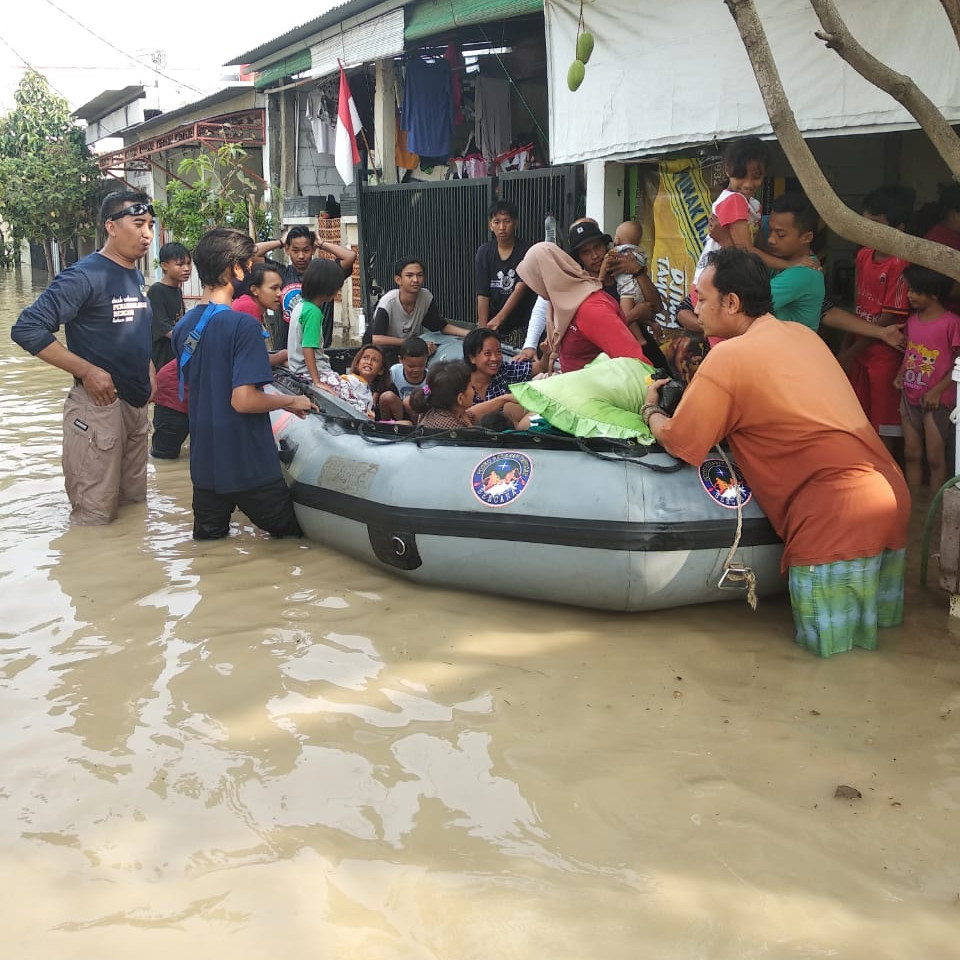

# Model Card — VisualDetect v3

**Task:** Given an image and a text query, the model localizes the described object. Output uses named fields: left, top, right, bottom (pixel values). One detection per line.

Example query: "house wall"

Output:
left=85, top=100, right=146, bottom=148
left=297, top=118, right=345, bottom=200
left=129, top=90, right=260, bottom=142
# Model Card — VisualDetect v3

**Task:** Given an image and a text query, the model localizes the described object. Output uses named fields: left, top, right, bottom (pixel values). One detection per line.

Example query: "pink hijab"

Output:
left=517, top=242, right=602, bottom=352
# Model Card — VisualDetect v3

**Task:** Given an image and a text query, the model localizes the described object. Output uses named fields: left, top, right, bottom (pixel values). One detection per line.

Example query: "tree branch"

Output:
left=809, top=0, right=960, bottom=181
left=724, top=0, right=960, bottom=282
left=940, top=0, right=960, bottom=50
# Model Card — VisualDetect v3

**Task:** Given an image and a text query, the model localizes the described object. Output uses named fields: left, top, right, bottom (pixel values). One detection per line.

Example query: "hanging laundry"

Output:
left=473, top=75, right=511, bottom=161
left=464, top=154, right=489, bottom=178
left=496, top=143, right=535, bottom=174
left=306, top=92, right=336, bottom=155
left=395, top=114, right=420, bottom=170
left=443, top=44, right=464, bottom=126
left=401, top=57, right=453, bottom=159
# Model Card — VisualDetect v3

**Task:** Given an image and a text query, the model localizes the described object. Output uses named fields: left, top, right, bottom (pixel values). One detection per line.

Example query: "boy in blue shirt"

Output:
left=172, top=228, right=314, bottom=539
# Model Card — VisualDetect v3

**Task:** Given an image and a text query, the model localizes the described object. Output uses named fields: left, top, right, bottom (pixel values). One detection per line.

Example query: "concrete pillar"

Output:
left=267, top=93, right=283, bottom=230
left=278, top=88, right=298, bottom=202
left=584, top=160, right=627, bottom=234
left=373, top=58, right=398, bottom=185
left=337, top=215, right=361, bottom=343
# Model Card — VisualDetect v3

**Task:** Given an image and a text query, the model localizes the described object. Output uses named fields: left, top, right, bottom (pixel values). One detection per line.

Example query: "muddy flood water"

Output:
left=3, top=267, right=960, bottom=959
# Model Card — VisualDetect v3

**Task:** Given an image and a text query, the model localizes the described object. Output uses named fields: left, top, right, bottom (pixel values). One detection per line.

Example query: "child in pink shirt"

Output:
left=895, top=264, right=960, bottom=490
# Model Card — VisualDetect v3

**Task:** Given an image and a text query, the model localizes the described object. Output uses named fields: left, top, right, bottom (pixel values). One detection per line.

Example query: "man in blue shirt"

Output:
left=12, top=190, right=156, bottom=524
left=172, top=228, right=314, bottom=539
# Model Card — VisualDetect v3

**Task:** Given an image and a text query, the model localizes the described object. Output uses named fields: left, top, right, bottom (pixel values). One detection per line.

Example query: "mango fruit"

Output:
left=577, top=31, right=595, bottom=65
left=567, top=59, right=585, bottom=92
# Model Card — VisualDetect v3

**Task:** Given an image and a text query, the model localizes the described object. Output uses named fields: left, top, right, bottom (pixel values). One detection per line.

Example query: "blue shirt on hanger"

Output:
left=401, top=57, right=453, bottom=159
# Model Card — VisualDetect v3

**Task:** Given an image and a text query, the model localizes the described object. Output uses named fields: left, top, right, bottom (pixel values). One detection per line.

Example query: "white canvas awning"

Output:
left=545, top=0, right=960, bottom=163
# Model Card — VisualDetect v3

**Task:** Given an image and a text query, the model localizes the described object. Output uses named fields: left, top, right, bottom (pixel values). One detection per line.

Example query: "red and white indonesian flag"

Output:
left=335, top=65, right=362, bottom=187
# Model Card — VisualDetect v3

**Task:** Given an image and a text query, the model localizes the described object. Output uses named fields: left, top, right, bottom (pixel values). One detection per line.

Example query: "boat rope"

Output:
left=351, top=420, right=686, bottom=470
left=573, top=438, right=685, bottom=472
left=713, top=444, right=758, bottom=611
left=273, top=371, right=686, bottom=470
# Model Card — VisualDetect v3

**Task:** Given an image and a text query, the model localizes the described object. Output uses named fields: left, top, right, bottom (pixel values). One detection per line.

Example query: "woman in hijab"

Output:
left=516, top=242, right=652, bottom=373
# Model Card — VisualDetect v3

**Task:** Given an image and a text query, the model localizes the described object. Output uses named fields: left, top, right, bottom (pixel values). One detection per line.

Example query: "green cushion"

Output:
left=509, top=355, right=656, bottom=442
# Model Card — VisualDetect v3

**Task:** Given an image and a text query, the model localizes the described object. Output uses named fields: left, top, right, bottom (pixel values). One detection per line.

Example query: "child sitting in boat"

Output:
left=378, top=335, right=429, bottom=420
left=286, top=258, right=344, bottom=385
left=409, top=361, right=474, bottom=430
left=286, top=259, right=369, bottom=415
left=341, top=345, right=391, bottom=419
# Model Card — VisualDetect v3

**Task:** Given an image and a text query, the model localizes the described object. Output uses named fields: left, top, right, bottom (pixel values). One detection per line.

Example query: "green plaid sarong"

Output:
left=788, top=548, right=906, bottom=658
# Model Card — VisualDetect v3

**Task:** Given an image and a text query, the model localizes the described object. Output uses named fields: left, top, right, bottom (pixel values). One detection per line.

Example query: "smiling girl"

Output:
left=461, top=327, right=550, bottom=422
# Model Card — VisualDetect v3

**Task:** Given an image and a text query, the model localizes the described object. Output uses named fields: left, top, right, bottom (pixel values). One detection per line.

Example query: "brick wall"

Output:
left=315, top=218, right=361, bottom=308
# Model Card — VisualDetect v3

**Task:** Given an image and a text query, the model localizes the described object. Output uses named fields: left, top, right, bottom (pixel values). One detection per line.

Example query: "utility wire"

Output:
left=1, top=33, right=150, bottom=144
left=38, top=0, right=205, bottom=95
left=0, top=32, right=76, bottom=106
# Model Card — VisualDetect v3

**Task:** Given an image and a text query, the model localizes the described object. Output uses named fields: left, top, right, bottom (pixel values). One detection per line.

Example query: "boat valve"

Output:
left=367, top=528, right=422, bottom=570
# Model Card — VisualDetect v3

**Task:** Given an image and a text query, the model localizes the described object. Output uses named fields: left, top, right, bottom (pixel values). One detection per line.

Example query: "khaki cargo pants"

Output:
left=62, top=385, right=149, bottom=524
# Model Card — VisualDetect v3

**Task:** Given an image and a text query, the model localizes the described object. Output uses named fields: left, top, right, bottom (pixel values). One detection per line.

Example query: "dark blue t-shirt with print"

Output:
left=11, top=251, right=152, bottom=406
left=172, top=304, right=281, bottom=494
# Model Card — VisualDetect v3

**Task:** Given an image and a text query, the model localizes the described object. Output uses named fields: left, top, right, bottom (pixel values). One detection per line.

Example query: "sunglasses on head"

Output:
left=106, top=202, right=155, bottom=221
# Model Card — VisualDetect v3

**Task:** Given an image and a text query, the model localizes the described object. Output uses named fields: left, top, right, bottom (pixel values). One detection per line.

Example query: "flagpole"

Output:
left=338, top=58, right=375, bottom=175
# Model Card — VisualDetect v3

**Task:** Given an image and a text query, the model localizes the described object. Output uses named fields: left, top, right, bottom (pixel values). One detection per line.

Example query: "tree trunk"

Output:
left=724, top=0, right=960, bottom=282
left=940, top=0, right=960, bottom=49
left=43, top=237, right=54, bottom=277
left=809, top=0, right=960, bottom=181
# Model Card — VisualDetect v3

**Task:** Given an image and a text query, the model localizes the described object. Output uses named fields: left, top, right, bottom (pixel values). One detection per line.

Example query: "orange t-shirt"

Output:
left=659, top=315, right=910, bottom=571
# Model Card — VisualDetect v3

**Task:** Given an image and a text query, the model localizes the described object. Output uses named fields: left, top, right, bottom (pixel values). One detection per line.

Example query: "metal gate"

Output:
left=357, top=165, right=581, bottom=325
left=498, top=164, right=579, bottom=253
left=357, top=177, right=494, bottom=326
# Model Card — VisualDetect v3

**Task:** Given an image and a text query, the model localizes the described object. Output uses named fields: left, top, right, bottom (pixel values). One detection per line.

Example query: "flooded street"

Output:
left=3, top=267, right=960, bottom=958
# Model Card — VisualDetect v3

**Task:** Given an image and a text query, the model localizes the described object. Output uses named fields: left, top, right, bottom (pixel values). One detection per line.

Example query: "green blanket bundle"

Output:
left=509, top=355, right=657, bottom=443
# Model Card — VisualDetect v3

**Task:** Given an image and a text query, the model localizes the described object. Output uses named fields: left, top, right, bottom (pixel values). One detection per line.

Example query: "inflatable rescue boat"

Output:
left=267, top=365, right=785, bottom=612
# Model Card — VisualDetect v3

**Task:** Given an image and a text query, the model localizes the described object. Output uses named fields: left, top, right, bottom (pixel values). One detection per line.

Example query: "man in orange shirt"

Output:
left=642, top=248, right=910, bottom=658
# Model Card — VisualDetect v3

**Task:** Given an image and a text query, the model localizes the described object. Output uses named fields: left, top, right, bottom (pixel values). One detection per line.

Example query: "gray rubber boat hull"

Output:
left=268, top=382, right=785, bottom=612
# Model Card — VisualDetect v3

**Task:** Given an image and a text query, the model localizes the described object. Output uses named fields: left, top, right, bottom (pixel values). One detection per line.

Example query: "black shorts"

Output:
left=192, top=477, right=302, bottom=540
left=151, top=404, right=189, bottom=459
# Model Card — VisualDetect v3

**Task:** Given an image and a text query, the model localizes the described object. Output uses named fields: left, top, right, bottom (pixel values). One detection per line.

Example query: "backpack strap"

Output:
left=178, top=302, right=229, bottom=401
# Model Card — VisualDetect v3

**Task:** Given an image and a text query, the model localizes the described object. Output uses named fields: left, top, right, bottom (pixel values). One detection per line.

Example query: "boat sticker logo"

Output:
left=471, top=451, right=533, bottom=507
left=698, top=458, right=752, bottom=509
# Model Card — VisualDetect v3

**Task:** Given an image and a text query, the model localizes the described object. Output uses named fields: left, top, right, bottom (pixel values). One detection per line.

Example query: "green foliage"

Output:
left=0, top=70, right=101, bottom=263
left=154, top=142, right=276, bottom=250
